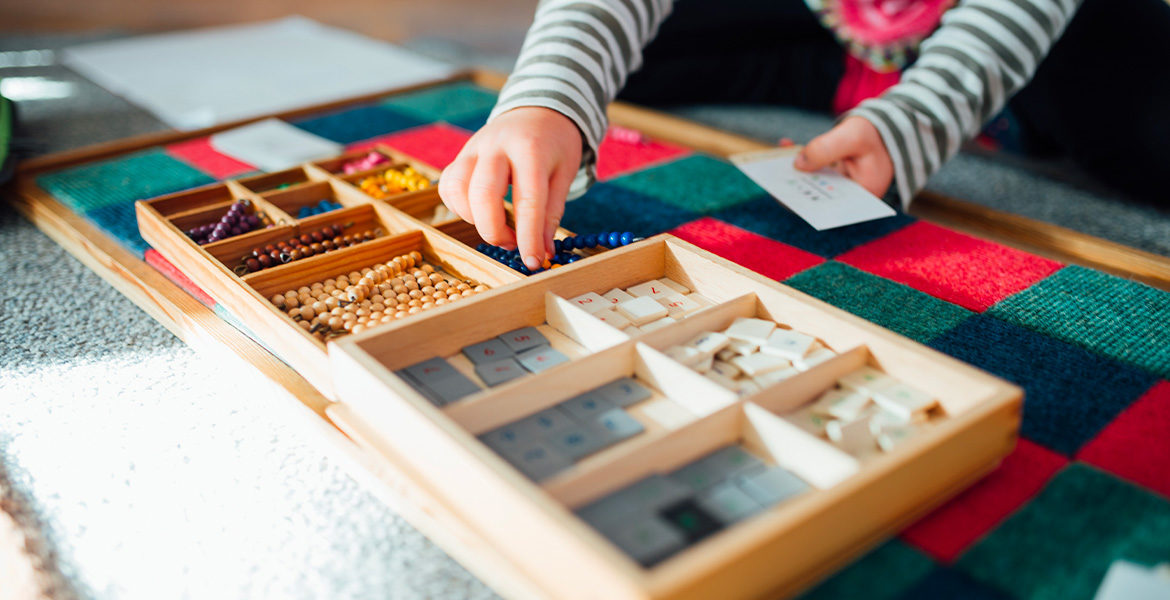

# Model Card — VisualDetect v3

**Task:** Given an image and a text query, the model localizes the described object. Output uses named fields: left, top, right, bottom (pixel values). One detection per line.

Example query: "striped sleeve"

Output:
left=488, top=0, right=674, bottom=199
left=847, top=0, right=1082, bottom=208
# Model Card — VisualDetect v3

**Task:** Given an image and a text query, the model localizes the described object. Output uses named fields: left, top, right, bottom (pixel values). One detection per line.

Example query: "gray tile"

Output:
left=596, top=514, right=687, bottom=567
left=696, top=483, right=764, bottom=525
left=394, top=369, right=447, bottom=407
left=497, top=326, right=548, bottom=353
left=593, top=408, right=645, bottom=443
left=460, top=338, right=514, bottom=364
left=425, top=371, right=482, bottom=404
left=736, top=467, right=809, bottom=507
left=478, top=423, right=529, bottom=454
left=499, top=440, right=572, bottom=482
left=595, top=377, right=653, bottom=407
left=544, top=424, right=611, bottom=461
left=473, top=357, right=527, bottom=387
left=616, top=474, right=693, bottom=513
left=515, top=406, right=575, bottom=436
left=560, top=391, right=614, bottom=422
left=403, top=357, right=460, bottom=387
left=515, top=345, right=569, bottom=373
left=667, top=458, right=727, bottom=494
left=699, top=445, right=766, bottom=480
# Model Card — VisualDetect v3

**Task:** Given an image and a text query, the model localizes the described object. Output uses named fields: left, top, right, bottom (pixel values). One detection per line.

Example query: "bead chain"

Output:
left=234, top=223, right=383, bottom=275
left=187, top=198, right=272, bottom=245
left=477, top=231, right=641, bottom=275
left=269, top=250, right=489, bottom=341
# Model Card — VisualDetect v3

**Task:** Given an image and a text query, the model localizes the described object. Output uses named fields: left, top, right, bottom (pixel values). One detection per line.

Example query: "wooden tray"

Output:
left=329, top=235, right=1021, bottom=599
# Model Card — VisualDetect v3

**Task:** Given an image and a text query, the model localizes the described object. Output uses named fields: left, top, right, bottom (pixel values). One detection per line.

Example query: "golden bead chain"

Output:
left=268, top=250, right=488, bottom=341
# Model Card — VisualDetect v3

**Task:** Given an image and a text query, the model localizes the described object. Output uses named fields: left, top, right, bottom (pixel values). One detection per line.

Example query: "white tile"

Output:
left=826, top=417, right=876, bottom=455
left=660, top=277, right=691, bottom=295
left=710, top=359, right=742, bottom=379
left=704, top=370, right=739, bottom=391
left=735, top=379, right=762, bottom=396
left=665, top=345, right=705, bottom=367
left=568, top=291, right=611, bottom=313
left=616, top=296, right=668, bottom=325
left=639, top=316, right=676, bottom=333
left=686, top=292, right=711, bottom=308
left=872, top=382, right=936, bottom=421
left=752, top=366, right=800, bottom=387
left=656, top=292, right=703, bottom=318
left=729, top=352, right=791, bottom=376
left=627, top=279, right=673, bottom=299
left=602, top=287, right=636, bottom=306
left=759, top=328, right=816, bottom=360
left=724, top=317, right=777, bottom=345
left=727, top=339, right=759, bottom=356
left=811, top=388, right=871, bottom=421
left=794, top=346, right=837, bottom=371
left=594, top=308, right=631, bottom=330
left=685, top=331, right=730, bottom=357
left=837, top=366, right=897, bottom=396
left=716, top=348, right=739, bottom=362
left=693, top=355, right=714, bottom=373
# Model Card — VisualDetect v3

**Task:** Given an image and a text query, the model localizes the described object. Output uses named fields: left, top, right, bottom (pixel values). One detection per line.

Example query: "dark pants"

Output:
left=618, top=0, right=1170, bottom=204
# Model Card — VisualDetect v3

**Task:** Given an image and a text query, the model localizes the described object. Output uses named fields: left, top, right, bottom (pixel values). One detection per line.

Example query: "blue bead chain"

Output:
left=476, top=231, right=641, bottom=275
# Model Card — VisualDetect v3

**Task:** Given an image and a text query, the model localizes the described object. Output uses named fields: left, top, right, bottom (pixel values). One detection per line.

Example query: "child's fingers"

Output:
left=545, top=162, right=575, bottom=256
left=794, top=121, right=863, bottom=172
left=438, top=153, right=476, bottom=224
left=509, top=151, right=550, bottom=271
left=467, top=153, right=515, bottom=249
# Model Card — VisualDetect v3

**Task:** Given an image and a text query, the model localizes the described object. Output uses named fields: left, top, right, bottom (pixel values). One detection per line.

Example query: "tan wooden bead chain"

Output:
left=268, top=250, right=489, bottom=340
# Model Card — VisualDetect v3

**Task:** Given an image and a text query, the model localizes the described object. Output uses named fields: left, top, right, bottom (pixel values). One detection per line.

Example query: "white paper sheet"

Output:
left=210, top=118, right=343, bottom=172
left=63, top=17, right=457, bottom=130
left=730, top=147, right=896, bottom=231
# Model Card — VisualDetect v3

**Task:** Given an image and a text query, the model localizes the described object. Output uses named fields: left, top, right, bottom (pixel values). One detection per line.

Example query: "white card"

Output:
left=211, top=118, right=343, bottom=172
left=730, top=147, right=895, bottom=231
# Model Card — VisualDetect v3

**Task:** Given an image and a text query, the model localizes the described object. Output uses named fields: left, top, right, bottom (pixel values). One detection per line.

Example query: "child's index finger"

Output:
left=508, top=151, right=550, bottom=271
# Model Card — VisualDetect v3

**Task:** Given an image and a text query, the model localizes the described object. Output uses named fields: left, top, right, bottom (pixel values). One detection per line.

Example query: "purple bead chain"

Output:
left=187, top=199, right=263, bottom=245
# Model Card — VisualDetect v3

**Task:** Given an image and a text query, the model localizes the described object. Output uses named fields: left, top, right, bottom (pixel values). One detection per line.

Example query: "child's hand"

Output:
left=793, top=116, right=894, bottom=198
left=439, top=107, right=583, bottom=271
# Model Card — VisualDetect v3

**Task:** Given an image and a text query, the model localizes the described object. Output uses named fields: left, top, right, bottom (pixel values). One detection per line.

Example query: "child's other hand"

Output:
left=439, top=107, right=583, bottom=271
left=793, top=116, right=894, bottom=198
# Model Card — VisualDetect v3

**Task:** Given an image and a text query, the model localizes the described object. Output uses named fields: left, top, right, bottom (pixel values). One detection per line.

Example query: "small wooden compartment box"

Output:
left=136, top=145, right=522, bottom=398
left=329, top=235, right=1022, bottom=600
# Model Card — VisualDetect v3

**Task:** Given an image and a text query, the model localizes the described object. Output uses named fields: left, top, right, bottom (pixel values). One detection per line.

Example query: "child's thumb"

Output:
left=793, top=130, right=849, bottom=172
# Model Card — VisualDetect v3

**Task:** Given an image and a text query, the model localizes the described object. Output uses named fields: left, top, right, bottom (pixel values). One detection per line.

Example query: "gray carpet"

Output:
left=2, top=33, right=496, bottom=600
left=0, top=202, right=497, bottom=600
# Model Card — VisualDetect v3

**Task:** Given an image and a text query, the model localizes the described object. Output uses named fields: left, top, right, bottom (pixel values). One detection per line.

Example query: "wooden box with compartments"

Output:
left=135, top=144, right=526, bottom=397
left=328, top=234, right=1022, bottom=600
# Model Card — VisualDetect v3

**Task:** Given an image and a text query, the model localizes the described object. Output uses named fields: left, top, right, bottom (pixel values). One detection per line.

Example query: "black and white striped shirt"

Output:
left=487, top=0, right=1081, bottom=207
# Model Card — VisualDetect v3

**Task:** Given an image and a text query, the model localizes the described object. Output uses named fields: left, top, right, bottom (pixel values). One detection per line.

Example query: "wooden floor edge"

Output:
left=912, top=191, right=1170, bottom=290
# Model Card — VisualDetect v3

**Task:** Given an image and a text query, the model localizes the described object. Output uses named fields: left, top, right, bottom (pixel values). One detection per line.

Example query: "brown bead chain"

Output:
left=236, top=223, right=383, bottom=275
left=268, top=250, right=490, bottom=341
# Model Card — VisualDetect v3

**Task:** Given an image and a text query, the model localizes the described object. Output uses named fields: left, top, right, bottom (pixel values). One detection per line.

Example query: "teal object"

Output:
left=380, top=81, right=499, bottom=124
left=36, top=149, right=215, bottom=213
left=610, top=154, right=766, bottom=214
left=785, top=261, right=973, bottom=345
left=0, top=91, right=13, bottom=184
left=989, top=266, right=1170, bottom=378
left=958, top=464, right=1170, bottom=600
left=799, top=540, right=936, bottom=600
